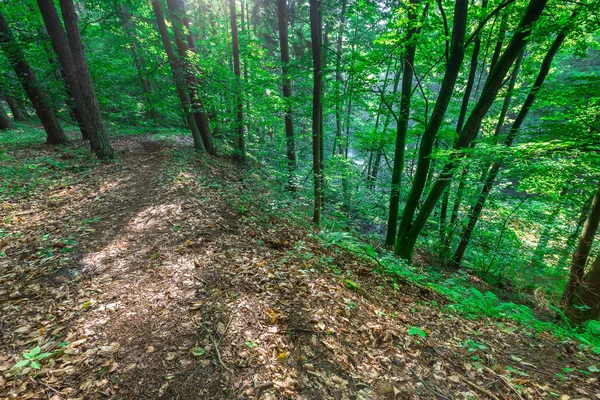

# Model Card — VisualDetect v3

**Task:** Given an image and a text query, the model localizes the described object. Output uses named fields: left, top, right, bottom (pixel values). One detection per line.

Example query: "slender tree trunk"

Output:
left=167, top=0, right=214, bottom=153
left=563, top=184, right=600, bottom=322
left=396, top=0, right=548, bottom=261
left=39, top=28, right=76, bottom=120
left=332, top=0, right=347, bottom=157
left=152, top=0, right=203, bottom=150
left=394, top=0, right=468, bottom=255
left=119, top=5, right=158, bottom=120
left=309, top=0, right=322, bottom=224
left=0, top=11, right=66, bottom=144
left=447, top=47, right=523, bottom=249
left=452, top=22, right=569, bottom=268
left=4, top=95, right=24, bottom=121
left=230, top=0, right=245, bottom=161
left=0, top=100, right=12, bottom=130
left=58, top=0, right=114, bottom=157
left=385, top=0, right=422, bottom=247
left=277, top=0, right=296, bottom=189
left=440, top=1, right=487, bottom=242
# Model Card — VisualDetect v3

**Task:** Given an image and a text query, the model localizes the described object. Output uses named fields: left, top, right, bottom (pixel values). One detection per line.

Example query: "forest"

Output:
left=0, top=0, right=600, bottom=398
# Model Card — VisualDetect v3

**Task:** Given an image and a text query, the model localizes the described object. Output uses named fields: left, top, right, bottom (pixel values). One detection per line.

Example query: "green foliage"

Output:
left=408, top=326, right=427, bottom=339
left=12, top=346, right=54, bottom=371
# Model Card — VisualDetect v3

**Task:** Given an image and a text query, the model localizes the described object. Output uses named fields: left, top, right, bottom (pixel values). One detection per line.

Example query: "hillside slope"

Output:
left=1, top=132, right=599, bottom=399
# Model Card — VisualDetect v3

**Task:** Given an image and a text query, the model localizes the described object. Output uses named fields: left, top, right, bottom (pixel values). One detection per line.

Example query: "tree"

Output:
left=166, top=0, right=214, bottom=154
left=230, top=0, right=244, bottom=161
left=276, top=0, right=296, bottom=188
left=385, top=0, right=422, bottom=247
left=451, top=17, right=573, bottom=267
left=0, top=100, right=12, bottom=130
left=0, top=10, right=66, bottom=145
left=563, top=183, right=600, bottom=322
left=394, top=0, right=469, bottom=256
left=151, top=0, right=204, bottom=151
left=57, top=0, right=114, bottom=158
left=309, top=0, right=323, bottom=225
left=119, top=4, right=158, bottom=120
left=395, top=0, right=549, bottom=260
left=37, top=0, right=89, bottom=140
left=3, top=94, right=24, bottom=121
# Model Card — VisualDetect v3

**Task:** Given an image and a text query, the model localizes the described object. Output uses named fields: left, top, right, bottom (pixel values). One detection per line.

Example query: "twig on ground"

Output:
left=32, top=379, right=63, bottom=399
left=458, top=375, right=501, bottom=400
left=254, top=381, right=274, bottom=399
left=484, top=367, right=525, bottom=400
left=210, top=332, right=233, bottom=375
left=408, top=368, right=452, bottom=400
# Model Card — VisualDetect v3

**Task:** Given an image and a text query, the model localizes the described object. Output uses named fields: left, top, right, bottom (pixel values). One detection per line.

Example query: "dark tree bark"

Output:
left=4, top=95, right=24, bottom=121
left=395, top=0, right=548, bottom=261
left=0, top=100, right=12, bottom=130
left=385, top=0, right=422, bottom=247
left=167, top=0, right=214, bottom=154
left=309, top=0, right=322, bottom=225
left=440, top=0, right=488, bottom=243
left=277, top=0, right=296, bottom=188
left=451, top=22, right=569, bottom=268
left=230, top=0, right=245, bottom=161
left=37, top=0, right=90, bottom=141
left=0, top=11, right=67, bottom=144
left=151, top=0, right=203, bottom=150
left=57, top=0, right=114, bottom=157
left=394, top=0, right=468, bottom=256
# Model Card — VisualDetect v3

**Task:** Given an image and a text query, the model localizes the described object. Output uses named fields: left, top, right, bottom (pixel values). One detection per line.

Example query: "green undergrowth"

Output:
left=318, top=230, right=600, bottom=354
left=154, top=133, right=600, bottom=355
left=0, top=124, right=97, bottom=201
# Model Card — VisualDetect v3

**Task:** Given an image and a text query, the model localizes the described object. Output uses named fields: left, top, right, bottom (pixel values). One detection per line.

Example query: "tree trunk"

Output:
left=0, top=100, right=12, bottom=130
left=57, top=0, right=114, bottom=157
left=563, top=184, right=600, bottom=308
left=452, top=22, right=569, bottom=268
left=394, top=0, right=468, bottom=255
left=230, top=0, right=245, bottom=161
left=385, top=0, right=422, bottom=247
left=0, top=11, right=66, bottom=144
left=166, top=0, right=214, bottom=154
left=37, top=0, right=90, bottom=141
left=332, top=0, right=347, bottom=157
left=309, top=0, right=322, bottom=225
left=277, top=0, right=296, bottom=189
left=152, top=0, right=203, bottom=150
left=119, top=5, right=158, bottom=120
left=440, top=1, right=487, bottom=242
left=396, top=0, right=548, bottom=261
left=4, top=95, right=24, bottom=121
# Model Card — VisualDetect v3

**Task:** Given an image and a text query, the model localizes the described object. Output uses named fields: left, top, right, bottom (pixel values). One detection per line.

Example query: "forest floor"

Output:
left=1, top=131, right=599, bottom=399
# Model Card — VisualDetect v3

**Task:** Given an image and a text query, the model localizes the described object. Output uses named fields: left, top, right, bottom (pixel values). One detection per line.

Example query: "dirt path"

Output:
left=1, top=136, right=599, bottom=399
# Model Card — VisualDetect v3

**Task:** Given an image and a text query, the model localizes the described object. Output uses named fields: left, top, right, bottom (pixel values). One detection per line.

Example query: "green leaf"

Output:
left=588, top=365, right=599, bottom=373
left=30, top=361, right=41, bottom=369
left=408, top=326, right=427, bottom=339
left=191, top=347, right=205, bottom=356
left=36, top=352, right=54, bottom=360
left=13, top=359, right=29, bottom=369
left=29, top=347, right=41, bottom=356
